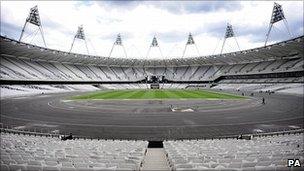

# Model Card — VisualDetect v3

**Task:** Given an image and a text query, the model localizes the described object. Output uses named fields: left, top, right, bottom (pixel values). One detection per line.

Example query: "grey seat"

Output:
left=29, top=160, right=43, bottom=166
left=256, top=161, right=272, bottom=167
left=60, top=167, right=76, bottom=171
left=228, top=162, right=242, bottom=168
left=242, top=162, right=257, bottom=168
left=254, top=166, right=275, bottom=171
left=16, top=160, right=28, bottom=164
left=219, top=168, right=240, bottom=171
left=275, top=166, right=292, bottom=171
left=75, top=167, right=94, bottom=171
left=175, top=164, right=193, bottom=169
left=89, top=163, right=106, bottom=168
left=2, top=159, right=17, bottom=165
left=61, top=162, right=74, bottom=168
left=10, top=155, right=23, bottom=160
left=43, top=166, right=60, bottom=171
left=241, top=167, right=255, bottom=171
left=291, top=167, right=304, bottom=171
left=73, top=163, right=89, bottom=168
left=0, top=164, right=9, bottom=171
left=272, top=160, right=286, bottom=166
left=45, top=161, right=58, bottom=166
left=26, top=165, right=43, bottom=171
left=9, top=164, right=27, bottom=171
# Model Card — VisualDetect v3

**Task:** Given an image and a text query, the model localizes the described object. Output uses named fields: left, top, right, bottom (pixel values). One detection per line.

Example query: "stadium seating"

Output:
left=212, top=83, right=304, bottom=95
left=1, top=54, right=303, bottom=83
left=164, top=133, right=304, bottom=171
left=0, top=85, right=100, bottom=98
left=0, top=132, right=148, bottom=171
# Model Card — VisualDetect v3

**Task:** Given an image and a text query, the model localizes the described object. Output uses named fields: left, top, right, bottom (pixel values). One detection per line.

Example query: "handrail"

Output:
left=1, top=123, right=303, bottom=141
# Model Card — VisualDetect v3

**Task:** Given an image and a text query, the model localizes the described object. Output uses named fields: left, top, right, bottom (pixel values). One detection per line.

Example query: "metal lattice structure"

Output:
left=69, top=25, right=89, bottom=54
left=182, top=33, right=200, bottom=58
left=19, top=5, right=47, bottom=47
left=114, top=34, right=122, bottom=45
left=225, top=24, right=235, bottom=38
left=271, top=2, right=285, bottom=24
left=220, top=23, right=241, bottom=54
left=186, top=33, right=195, bottom=45
left=109, top=34, right=127, bottom=58
left=265, top=2, right=292, bottom=46
left=146, top=36, right=163, bottom=59
left=75, top=26, right=86, bottom=40
left=151, top=36, right=159, bottom=47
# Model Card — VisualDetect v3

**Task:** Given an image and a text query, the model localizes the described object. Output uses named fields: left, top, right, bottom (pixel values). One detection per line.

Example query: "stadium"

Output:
left=0, top=1, right=303, bottom=171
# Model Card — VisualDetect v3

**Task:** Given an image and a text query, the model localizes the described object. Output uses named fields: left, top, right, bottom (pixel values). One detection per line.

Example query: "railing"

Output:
left=0, top=122, right=303, bottom=141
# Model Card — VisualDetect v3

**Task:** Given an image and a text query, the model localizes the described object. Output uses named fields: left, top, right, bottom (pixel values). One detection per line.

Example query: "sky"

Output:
left=1, top=1, right=303, bottom=59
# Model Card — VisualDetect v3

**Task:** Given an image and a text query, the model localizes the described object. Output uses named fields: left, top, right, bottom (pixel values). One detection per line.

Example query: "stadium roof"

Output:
left=1, top=35, right=303, bottom=67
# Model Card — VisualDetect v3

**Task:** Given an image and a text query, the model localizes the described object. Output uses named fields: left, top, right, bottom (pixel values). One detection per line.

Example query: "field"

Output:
left=71, top=89, right=245, bottom=100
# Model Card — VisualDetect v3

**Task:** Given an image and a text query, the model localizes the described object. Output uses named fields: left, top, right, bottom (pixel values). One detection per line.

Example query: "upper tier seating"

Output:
left=1, top=55, right=303, bottom=82
left=164, top=133, right=304, bottom=171
left=0, top=132, right=148, bottom=171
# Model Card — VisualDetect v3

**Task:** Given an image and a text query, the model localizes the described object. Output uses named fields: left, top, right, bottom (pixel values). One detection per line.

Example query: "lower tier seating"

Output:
left=164, top=133, right=304, bottom=171
left=0, top=132, right=148, bottom=171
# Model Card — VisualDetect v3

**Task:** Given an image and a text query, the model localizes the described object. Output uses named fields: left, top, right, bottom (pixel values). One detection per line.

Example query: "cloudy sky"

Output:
left=1, top=1, right=303, bottom=59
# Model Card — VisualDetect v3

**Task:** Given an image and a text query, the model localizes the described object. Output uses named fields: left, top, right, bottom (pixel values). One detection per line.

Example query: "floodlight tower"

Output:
left=19, top=5, right=47, bottom=47
left=220, top=23, right=240, bottom=54
left=146, top=36, right=163, bottom=59
left=109, top=34, right=128, bottom=58
left=264, top=2, right=292, bottom=46
left=182, top=33, right=200, bottom=58
left=69, top=25, right=89, bottom=54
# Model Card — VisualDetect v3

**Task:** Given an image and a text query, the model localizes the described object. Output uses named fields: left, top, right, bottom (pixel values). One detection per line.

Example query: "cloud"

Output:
left=0, top=22, right=21, bottom=39
left=151, top=1, right=243, bottom=14
left=153, top=31, right=187, bottom=43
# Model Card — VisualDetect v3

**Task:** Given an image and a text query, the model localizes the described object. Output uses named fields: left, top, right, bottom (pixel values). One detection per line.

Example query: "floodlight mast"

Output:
left=69, top=25, right=89, bottom=54
left=109, top=34, right=128, bottom=58
left=146, top=35, right=163, bottom=59
left=19, top=5, right=47, bottom=47
left=182, top=33, right=200, bottom=58
left=264, top=2, right=292, bottom=46
left=220, top=23, right=240, bottom=54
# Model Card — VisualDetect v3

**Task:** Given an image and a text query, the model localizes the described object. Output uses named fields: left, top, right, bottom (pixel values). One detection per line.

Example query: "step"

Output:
left=141, top=148, right=171, bottom=171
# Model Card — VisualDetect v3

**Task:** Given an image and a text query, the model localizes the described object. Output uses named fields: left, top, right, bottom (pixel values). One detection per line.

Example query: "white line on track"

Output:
left=47, top=101, right=82, bottom=112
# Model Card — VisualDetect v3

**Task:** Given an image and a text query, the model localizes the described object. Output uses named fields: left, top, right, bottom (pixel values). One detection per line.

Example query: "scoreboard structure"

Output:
left=150, top=83, right=160, bottom=89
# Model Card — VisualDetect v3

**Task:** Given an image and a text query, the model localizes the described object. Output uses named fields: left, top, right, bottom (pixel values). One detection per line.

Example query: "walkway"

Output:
left=141, top=148, right=171, bottom=170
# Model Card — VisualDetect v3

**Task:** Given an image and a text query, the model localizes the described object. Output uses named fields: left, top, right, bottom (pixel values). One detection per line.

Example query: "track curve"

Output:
left=1, top=91, right=303, bottom=140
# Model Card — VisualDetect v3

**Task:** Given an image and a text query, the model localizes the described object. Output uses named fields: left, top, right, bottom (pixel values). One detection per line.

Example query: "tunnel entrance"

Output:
left=148, top=141, right=163, bottom=148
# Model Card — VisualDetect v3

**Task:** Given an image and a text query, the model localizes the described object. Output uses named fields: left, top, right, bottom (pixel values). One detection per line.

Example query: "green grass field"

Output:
left=71, top=89, right=245, bottom=100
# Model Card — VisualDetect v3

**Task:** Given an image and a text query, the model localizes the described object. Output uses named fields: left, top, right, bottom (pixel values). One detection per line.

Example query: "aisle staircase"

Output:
left=141, top=148, right=171, bottom=171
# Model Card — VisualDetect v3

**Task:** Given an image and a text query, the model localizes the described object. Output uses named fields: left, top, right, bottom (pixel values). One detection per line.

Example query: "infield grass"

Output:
left=71, top=89, right=245, bottom=100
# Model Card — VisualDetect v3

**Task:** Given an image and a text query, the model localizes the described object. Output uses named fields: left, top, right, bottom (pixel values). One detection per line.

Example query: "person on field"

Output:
left=262, top=97, right=265, bottom=104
